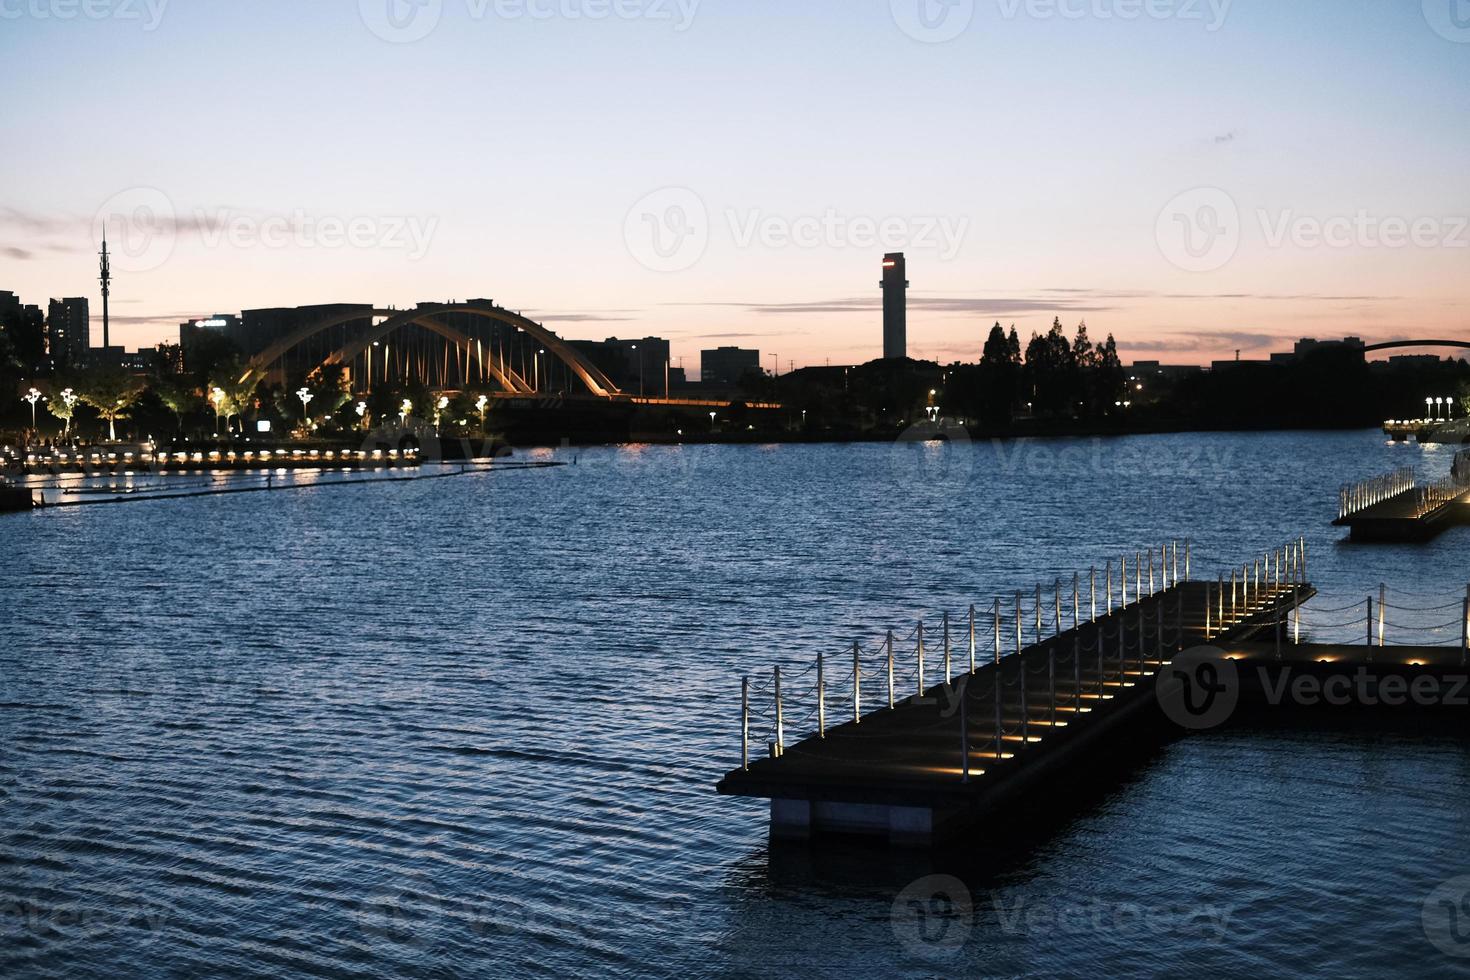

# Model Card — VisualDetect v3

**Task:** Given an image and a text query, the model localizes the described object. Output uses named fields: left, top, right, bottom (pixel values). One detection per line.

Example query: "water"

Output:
left=3, top=430, right=1469, bottom=978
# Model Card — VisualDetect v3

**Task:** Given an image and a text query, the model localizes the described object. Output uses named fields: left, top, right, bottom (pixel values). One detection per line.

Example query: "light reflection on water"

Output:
left=3, top=430, right=1469, bottom=978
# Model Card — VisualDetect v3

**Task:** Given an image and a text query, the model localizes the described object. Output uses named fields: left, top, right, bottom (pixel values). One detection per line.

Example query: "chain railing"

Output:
left=738, top=536, right=1312, bottom=772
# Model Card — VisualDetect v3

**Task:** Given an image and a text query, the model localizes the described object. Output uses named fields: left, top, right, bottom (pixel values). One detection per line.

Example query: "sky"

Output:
left=2, top=0, right=1468, bottom=372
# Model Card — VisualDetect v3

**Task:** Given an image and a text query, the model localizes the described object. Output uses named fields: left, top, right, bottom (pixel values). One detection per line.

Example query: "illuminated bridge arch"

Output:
left=1363, top=340, right=1470, bottom=354
left=240, top=304, right=624, bottom=398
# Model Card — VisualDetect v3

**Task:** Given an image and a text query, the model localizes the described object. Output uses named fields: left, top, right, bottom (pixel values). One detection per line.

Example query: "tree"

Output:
left=151, top=372, right=200, bottom=435
left=978, top=322, right=1021, bottom=424
left=77, top=367, right=146, bottom=441
left=45, top=384, right=79, bottom=437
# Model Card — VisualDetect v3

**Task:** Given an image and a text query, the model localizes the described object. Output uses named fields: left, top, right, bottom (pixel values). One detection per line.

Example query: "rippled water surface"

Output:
left=4, top=430, right=1470, bottom=978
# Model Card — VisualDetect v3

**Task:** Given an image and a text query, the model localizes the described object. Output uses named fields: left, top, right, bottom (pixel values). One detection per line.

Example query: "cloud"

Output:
left=670, top=294, right=1117, bottom=317
left=1213, top=130, right=1238, bottom=144
left=1, top=246, right=36, bottom=260
left=531, top=311, right=637, bottom=323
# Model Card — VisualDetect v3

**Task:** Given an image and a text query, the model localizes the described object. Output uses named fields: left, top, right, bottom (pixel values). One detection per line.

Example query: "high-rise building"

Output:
left=1, top=292, right=46, bottom=372
left=701, top=346, right=760, bottom=386
left=46, top=297, right=90, bottom=370
left=881, top=252, right=908, bottom=360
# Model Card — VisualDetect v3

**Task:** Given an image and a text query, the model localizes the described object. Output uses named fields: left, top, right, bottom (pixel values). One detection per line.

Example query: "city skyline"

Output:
left=3, top=1, right=1468, bottom=369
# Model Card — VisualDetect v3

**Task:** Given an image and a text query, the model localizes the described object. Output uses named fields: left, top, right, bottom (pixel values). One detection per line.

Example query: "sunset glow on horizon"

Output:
left=3, top=0, right=1467, bottom=370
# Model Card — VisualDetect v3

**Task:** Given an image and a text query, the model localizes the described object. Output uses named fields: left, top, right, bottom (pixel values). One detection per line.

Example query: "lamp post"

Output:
left=23, top=388, right=42, bottom=435
left=211, top=387, right=226, bottom=436
left=1427, top=397, right=1434, bottom=422
left=709, top=411, right=717, bottom=433
left=476, top=394, right=489, bottom=431
left=355, top=401, right=368, bottom=430
left=59, top=387, right=77, bottom=438
left=435, top=395, right=449, bottom=430
left=295, top=387, right=314, bottom=433
left=399, top=399, right=412, bottom=427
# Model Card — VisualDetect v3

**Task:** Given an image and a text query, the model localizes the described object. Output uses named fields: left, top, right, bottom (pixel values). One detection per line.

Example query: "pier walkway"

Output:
left=717, top=539, right=1322, bottom=846
left=1334, top=456, right=1470, bottom=542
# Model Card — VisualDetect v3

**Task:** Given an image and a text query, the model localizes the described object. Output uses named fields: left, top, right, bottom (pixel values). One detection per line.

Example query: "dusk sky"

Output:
left=3, top=0, right=1468, bottom=371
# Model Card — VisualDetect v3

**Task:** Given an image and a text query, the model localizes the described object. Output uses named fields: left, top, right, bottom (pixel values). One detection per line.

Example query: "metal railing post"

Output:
left=1090, top=566, right=1097, bottom=622
left=1293, top=585, right=1300, bottom=645
left=741, top=677, right=749, bottom=770
left=1185, top=539, right=1192, bottom=582
left=917, top=621, right=926, bottom=699
left=1035, top=584, right=1043, bottom=645
left=943, top=612, right=952, bottom=679
left=1073, top=633, right=1082, bottom=712
left=1073, top=573, right=1080, bottom=631
left=1106, top=559, right=1114, bottom=614
left=853, top=643, right=861, bottom=724
left=1054, top=581, right=1062, bottom=639
left=1366, top=597, right=1373, bottom=651
left=1462, top=597, right=1469, bottom=668
left=887, top=631, right=895, bottom=710
left=968, top=605, right=976, bottom=675
left=1378, top=584, right=1386, bottom=648
left=1015, top=592, right=1023, bottom=657
left=994, top=598, right=1001, bottom=666
left=817, top=653, right=826, bottom=739
left=1205, top=581, right=1212, bottom=641
left=774, top=666, right=784, bottom=757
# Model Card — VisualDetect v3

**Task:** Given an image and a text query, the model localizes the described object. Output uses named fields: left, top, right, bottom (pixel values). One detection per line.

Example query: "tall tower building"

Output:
left=98, top=229, right=112, bottom=350
left=880, top=252, right=907, bottom=360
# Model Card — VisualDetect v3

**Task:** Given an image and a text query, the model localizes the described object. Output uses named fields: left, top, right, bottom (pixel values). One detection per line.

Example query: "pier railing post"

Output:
left=1054, top=581, right=1062, bottom=639
left=887, top=632, right=895, bottom=710
left=742, top=677, right=749, bottom=770
left=853, top=643, right=861, bottom=725
left=1106, top=559, right=1114, bottom=614
left=1090, top=566, right=1097, bottom=622
left=993, top=599, right=1001, bottom=666
left=1035, top=585, right=1043, bottom=645
left=1185, top=539, right=1192, bottom=582
left=1137, top=604, right=1146, bottom=677
left=968, top=605, right=976, bottom=675
left=774, top=666, right=784, bottom=758
left=1135, top=551, right=1143, bottom=604
left=994, top=663, right=1004, bottom=764
left=1172, top=539, right=1180, bottom=588
left=1293, top=585, right=1300, bottom=645
left=943, top=613, right=952, bottom=680
left=1300, top=536, right=1307, bottom=581
left=1378, top=584, right=1386, bottom=648
left=1148, top=548, right=1156, bottom=597
left=817, top=653, right=826, bottom=739
left=917, top=621, right=926, bottom=700
left=1015, top=593, right=1023, bottom=657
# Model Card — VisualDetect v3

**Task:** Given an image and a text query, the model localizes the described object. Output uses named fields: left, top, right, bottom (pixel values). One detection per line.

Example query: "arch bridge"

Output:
left=239, top=303, right=626, bottom=399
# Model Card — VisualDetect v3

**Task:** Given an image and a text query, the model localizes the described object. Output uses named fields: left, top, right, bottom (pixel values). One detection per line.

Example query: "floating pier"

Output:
left=717, top=539, right=1323, bottom=846
left=1334, top=454, right=1470, bottom=542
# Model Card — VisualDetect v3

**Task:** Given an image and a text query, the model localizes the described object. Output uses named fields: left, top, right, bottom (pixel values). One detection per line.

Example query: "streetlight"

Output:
left=476, top=394, right=489, bottom=431
left=211, top=387, right=226, bottom=436
left=400, top=399, right=412, bottom=427
left=435, top=395, right=449, bottom=430
left=709, top=411, right=717, bottom=432
left=355, top=401, right=368, bottom=430
left=1427, top=397, right=1434, bottom=421
left=23, top=387, right=42, bottom=433
left=59, top=388, right=77, bottom=438
left=296, top=387, right=314, bottom=432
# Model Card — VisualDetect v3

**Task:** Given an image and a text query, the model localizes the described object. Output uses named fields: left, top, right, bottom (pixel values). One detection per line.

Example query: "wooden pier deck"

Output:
left=717, top=541, right=1319, bottom=846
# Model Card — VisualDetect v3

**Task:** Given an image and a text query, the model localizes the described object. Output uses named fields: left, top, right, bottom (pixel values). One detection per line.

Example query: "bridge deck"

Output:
left=717, top=579, right=1311, bottom=844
